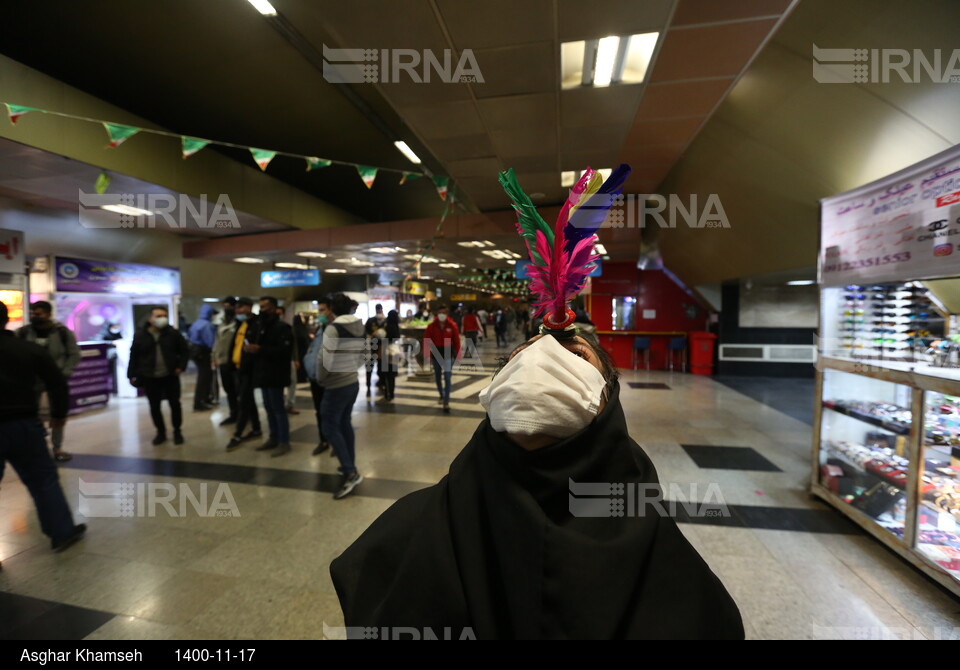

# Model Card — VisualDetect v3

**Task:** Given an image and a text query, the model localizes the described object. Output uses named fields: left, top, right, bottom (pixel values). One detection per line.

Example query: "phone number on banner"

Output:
left=823, top=251, right=912, bottom=273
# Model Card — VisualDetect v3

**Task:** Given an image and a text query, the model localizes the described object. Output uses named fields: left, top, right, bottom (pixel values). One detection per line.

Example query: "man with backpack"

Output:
left=17, top=301, right=82, bottom=462
left=317, top=293, right=365, bottom=499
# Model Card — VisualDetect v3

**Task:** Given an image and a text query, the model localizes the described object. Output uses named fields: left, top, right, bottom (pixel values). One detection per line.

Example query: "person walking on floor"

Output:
left=128, top=307, right=189, bottom=446
left=246, top=297, right=293, bottom=458
left=462, top=307, right=482, bottom=350
left=424, top=305, right=461, bottom=414
left=363, top=304, right=386, bottom=398
left=317, top=293, right=365, bottom=499
left=494, top=308, right=508, bottom=347
left=379, top=310, right=401, bottom=402
left=16, top=300, right=82, bottom=462
left=286, top=310, right=309, bottom=415
left=187, top=304, right=218, bottom=411
left=0, top=301, right=86, bottom=566
left=476, top=307, right=489, bottom=339
left=213, top=296, right=239, bottom=426
left=303, top=297, right=332, bottom=456
left=225, top=298, right=263, bottom=451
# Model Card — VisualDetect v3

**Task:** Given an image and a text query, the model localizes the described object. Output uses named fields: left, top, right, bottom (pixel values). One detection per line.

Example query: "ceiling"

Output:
left=0, top=0, right=795, bottom=225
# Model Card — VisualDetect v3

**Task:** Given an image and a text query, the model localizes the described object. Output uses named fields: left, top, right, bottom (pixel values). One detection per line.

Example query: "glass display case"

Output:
left=916, top=390, right=960, bottom=581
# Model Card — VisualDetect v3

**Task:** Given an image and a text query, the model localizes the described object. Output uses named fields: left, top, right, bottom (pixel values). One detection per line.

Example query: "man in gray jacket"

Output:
left=17, top=301, right=82, bottom=462
left=317, top=293, right=365, bottom=499
left=212, top=296, right=239, bottom=426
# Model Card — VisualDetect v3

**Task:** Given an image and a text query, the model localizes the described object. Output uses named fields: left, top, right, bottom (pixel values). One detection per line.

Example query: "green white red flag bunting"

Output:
left=250, top=148, right=277, bottom=172
left=306, top=157, right=332, bottom=171
left=102, top=123, right=140, bottom=148
left=4, top=103, right=37, bottom=125
left=356, top=165, right=378, bottom=189
left=399, top=171, right=423, bottom=185
left=432, top=175, right=449, bottom=200
left=181, top=137, right=210, bottom=159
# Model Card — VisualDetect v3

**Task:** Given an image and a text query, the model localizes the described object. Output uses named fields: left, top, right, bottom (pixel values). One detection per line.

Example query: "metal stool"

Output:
left=632, top=336, right=650, bottom=370
left=667, top=336, right=687, bottom=372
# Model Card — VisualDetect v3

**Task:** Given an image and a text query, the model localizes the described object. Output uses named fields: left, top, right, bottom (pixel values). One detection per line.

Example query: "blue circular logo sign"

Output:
left=59, top=262, right=79, bottom=279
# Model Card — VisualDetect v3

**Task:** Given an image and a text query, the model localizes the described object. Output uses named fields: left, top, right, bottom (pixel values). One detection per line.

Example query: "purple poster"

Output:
left=69, top=342, right=113, bottom=413
left=55, top=257, right=180, bottom=295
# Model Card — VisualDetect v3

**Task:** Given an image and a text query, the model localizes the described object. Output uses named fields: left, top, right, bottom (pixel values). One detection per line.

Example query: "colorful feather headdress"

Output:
left=499, top=164, right=631, bottom=335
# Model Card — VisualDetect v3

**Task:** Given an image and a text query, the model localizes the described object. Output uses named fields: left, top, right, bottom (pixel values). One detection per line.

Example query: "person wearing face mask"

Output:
left=303, top=297, right=332, bottom=456
left=244, top=297, right=294, bottom=458
left=225, top=297, right=263, bottom=451
left=212, top=296, right=239, bottom=426
left=330, top=164, right=742, bottom=639
left=363, top=304, right=387, bottom=398
left=17, top=301, right=82, bottom=463
left=423, top=305, right=461, bottom=414
left=127, top=307, right=189, bottom=446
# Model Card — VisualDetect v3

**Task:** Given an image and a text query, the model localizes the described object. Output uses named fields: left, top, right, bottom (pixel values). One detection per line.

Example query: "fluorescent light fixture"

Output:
left=275, top=262, right=309, bottom=269
left=483, top=240, right=496, bottom=247
left=101, top=204, right=153, bottom=217
left=561, top=32, right=658, bottom=89
left=419, top=276, right=431, bottom=280
left=506, top=260, right=516, bottom=265
left=296, top=251, right=327, bottom=258
left=594, top=243, right=607, bottom=255
left=234, top=257, right=266, bottom=264
left=593, top=36, right=619, bottom=87
left=326, top=268, right=347, bottom=274
left=382, top=266, right=401, bottom=272
left=369, top=246, right=407, bottom=254
left=393, top=141, right=422, bottom=165
left=439, top=263, right=463, bottom=268
left=246, top=0, right=277, bottom=16
left=203, top=298, right=220, bottom=302
left=786, top=280, right=816, bottom=286
left=508, top=251, right=522, bottom=259
left=561, top=171, right=576, bottom=187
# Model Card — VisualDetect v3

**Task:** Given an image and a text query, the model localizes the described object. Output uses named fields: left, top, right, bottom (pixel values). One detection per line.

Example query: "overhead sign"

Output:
left=450, top=294, right=478, bottom=301
left=820, top=144, right=960, bottom=286
left=260, top=269, right=320, bottom=287
left=55, top=257, right=181, bottom=295
left=514, top=260, right=602, bottom=279
left=0, top=228, right=25, bottom=274
left=406, top=281, right=428, bottom=295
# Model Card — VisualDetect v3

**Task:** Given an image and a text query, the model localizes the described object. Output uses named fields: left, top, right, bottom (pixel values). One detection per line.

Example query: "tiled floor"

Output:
left=1, top=338, right=959, bottom=640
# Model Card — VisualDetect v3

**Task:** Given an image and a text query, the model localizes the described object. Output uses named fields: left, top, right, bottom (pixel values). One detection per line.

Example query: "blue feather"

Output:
left=563, top=164, right=631, bottom=254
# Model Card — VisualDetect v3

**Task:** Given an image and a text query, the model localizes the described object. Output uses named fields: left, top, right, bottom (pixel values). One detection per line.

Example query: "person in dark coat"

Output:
left=331, top=332, right=744, bottom=640
left=225, top=298, right=263, bottom=451
left=0, top=301, right=86, bottom=566
left=127, top=306, right=189, bottom=445
left=378, top=310, right=401, bottom=402
left=245, top=297, right=293, bottom=457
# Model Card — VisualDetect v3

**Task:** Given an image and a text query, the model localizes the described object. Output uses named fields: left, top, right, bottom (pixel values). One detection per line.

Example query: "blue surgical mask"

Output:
left=236, top=313, right=248, bottom=322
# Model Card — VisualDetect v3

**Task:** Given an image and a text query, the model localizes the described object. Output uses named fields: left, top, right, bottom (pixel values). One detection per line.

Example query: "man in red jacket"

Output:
left=423, top=305, right=461, bottom=414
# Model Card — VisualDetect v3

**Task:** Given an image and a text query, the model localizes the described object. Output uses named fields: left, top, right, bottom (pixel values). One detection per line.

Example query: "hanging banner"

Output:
left=356, top=165, right=378, bottom=189
left=820, top=144, right=960, bottom=286
left=433, top=175, right=449, bottom=200
left=181, top=136, right=210, bottom=159
left=55, top=257, right=181, bottom=295
left=102, top=123, right=140, bottom=148
left=306, top=157, right=332, bottom=171
left=4, top=103, right=37, bottom=124
left=250, top=148, right=277, bottom=171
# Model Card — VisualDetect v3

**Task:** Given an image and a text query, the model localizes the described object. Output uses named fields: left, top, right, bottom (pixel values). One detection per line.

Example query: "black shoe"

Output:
left=226, top=436, right=243, bottom=452
left=255, top=439, right=278, bottom=452
left=366, top=388, right=372, bottom=397
left=52, top=524, right=86, bottom=553
left=312, top=441, right=331, bottom=456
left=443, top=403, right=451, bottom=414
left=333, top=472, right=363, bottom=500
left=193, top=403, right=215, bottom=412
left=173, top=431, right=184, bottom=445
left=219, top=417, right=237, bottom=426
left=240, top=430, right=262, bottom=441
left=152, top=434, right=167, bottom=446
left=270, top=443, right=292, bottom=457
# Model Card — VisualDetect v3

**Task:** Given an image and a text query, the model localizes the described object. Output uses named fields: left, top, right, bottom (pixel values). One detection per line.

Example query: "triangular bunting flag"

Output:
left=102, top=123, right=140, bottom=148
left=356, top=165, right=378, bottom=189
left=305, top=157, right=332, bottom=171
left=399, top=171, right=423, bottom=185
left=4, top=103, right=37, bottom=125
left=250, top=148, right=277, bottom=171
left=181, top=136, right=209, bottom=159
left=433, top=175, right=449, bottom=200
left=95, top=171, right=111, bottom=195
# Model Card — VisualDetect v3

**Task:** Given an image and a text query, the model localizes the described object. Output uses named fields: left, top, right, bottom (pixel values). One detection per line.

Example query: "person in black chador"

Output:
left=331, top=331, right=744, bottom=640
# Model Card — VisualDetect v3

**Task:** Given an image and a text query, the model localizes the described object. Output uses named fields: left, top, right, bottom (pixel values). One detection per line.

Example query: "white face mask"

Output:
left=479, top=335, right=607, bottom=439
left=438, top=313, right=447, bottom=322
left=153, top=317, right=169, bottom=329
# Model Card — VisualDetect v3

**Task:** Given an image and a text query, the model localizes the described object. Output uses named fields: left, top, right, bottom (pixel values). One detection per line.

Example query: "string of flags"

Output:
left=3, top=102, right=453, bottom=200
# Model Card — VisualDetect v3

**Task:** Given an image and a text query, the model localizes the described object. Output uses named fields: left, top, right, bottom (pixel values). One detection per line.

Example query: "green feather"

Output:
left=499, top=168, right=553, bottom=265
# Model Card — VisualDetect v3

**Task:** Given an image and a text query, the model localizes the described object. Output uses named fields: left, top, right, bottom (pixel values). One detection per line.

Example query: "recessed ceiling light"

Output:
left=275, top=262, right=309, bottom=269
left=439, top=263, right=463, bottom=268
left=393, top=141, right=422, bottom=165
left=369, top=246, right=407, bottom=254
left=561, top=171, right=576, bottom=187
left=101, top=204, right=153, bottom=217
left=593, top=35, right=619, bottom=87
left=786, top=280, right=816, bottom=286
left=506, top=260, right=516, bottom=265
left=234, top=257, right=266, bottom=264
left=202, top=298, right=220, bottom=302
left=326, top=268, right=347, bottom=274
left=561, top=32, right=659, bottom=89
left=246, top=0, right=277, bottom=16
left=296, top=251, right=327, bottom=258
left=382, top=266, right=401, bottom=272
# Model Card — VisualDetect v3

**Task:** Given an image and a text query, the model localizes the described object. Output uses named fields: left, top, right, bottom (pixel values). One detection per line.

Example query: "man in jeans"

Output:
left=424, top=305, right=461, bottom=414
left=246, top=297, right=293, bottom=457
left=187, top=304, right=217, bottom=411
left=128, top=307, right=189, bottom=445
left=317, top=293, right=365, bottom=499
left=0, top=301, right=86, bottom=566
left=225, top=298, right=263, bottom=451
left=16, top=300, right=82, bottom=462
